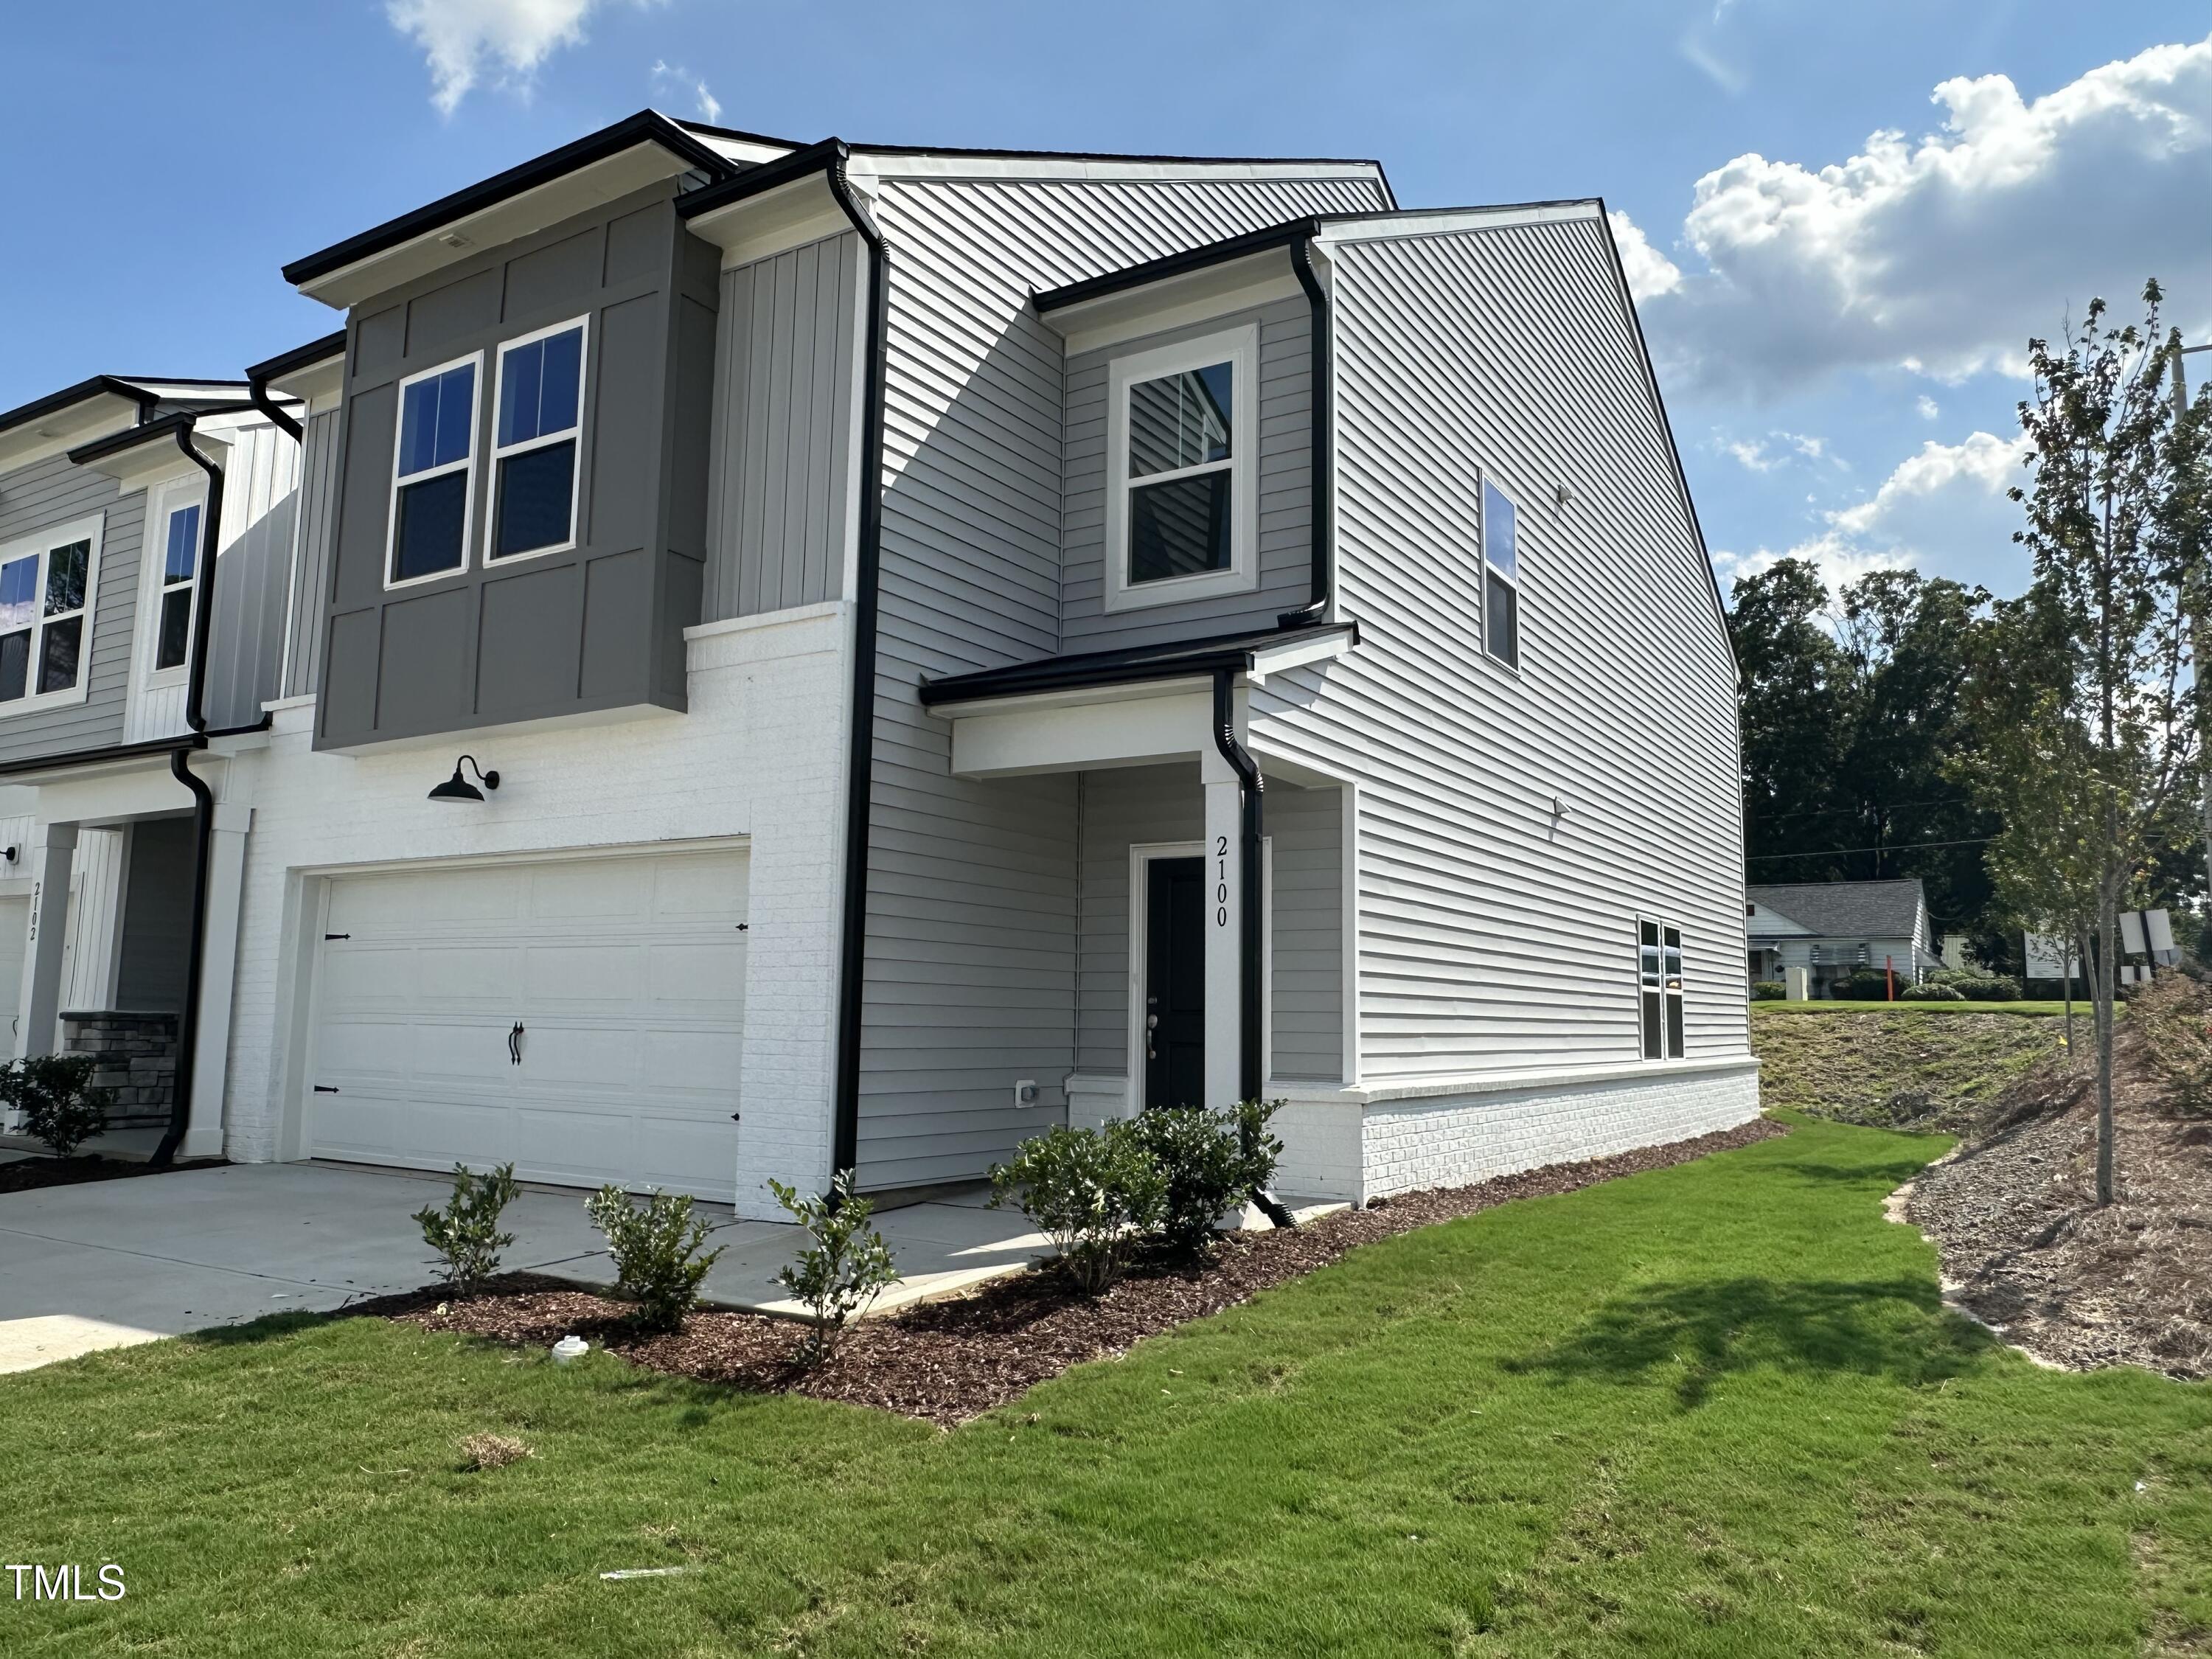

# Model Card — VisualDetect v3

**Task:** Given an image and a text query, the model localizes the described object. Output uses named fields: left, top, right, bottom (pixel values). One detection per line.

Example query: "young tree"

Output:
left=1966, top=282, right=2206, bottom=1205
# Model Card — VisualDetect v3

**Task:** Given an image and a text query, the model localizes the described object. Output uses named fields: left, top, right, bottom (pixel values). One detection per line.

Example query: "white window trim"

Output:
left=384, top=348, right=484, bottom=592
left=1103, top=323, right=1259, bottom=614
left=142, top=473, right=208, bottom=689
left=1635, top=915, right=1686, bottom=1061
left=486, top=313, right=590, bottom=566
left=1480, top=473, right=1521, bottom=672
left=0, top=512, right=102, bottom=718
left=1127, top=838, right=1273, bottom=1102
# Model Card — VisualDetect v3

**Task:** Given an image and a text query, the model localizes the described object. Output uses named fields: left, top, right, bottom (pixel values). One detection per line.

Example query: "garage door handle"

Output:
left=508, top=1022, right=524, bottom=1065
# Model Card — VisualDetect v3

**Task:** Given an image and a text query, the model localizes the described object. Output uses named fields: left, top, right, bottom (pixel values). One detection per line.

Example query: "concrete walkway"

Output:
left=0, top=1161, right=1060, bottom=1374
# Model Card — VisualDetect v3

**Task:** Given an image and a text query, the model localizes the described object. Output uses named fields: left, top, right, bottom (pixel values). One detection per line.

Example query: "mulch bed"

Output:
left=0, top=1154, right=226, bottom=1194
left=1907, top=1036, right=2212, bottom=1380
left=354, top=1118, right=1786, bottom=1427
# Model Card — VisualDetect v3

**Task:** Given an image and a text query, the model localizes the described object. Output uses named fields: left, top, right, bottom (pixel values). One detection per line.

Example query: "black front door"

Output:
left=1144, top=856, right=1206, bottom=1108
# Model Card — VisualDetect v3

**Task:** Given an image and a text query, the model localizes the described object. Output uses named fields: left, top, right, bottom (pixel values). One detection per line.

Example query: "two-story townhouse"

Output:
left=0, top=372, right=302, bottom=1158
left=10, top=110, right=1756, bottom=1216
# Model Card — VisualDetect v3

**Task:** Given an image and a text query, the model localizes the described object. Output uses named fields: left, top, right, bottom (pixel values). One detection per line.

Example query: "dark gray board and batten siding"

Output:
left=855, top=172, right=1390, bottom=1192
left=1245, top=213, right=1746, bottom=1083
left=706, top=232, right=859, bottom=619
left=0, top=455, right=137, bottom=761
left=316, top=181, right=721, bottom=750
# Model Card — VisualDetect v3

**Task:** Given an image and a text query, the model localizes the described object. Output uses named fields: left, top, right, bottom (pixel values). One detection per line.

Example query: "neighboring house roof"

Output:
left=1747, top=880, right=1927, bottom=941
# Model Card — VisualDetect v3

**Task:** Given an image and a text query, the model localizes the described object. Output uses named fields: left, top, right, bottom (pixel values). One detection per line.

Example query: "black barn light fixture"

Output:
left=428, top=755, right=499, bottom=803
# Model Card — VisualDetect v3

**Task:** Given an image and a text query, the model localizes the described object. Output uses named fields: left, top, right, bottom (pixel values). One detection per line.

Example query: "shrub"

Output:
left=585, top=1186, right=726, bottom=1332
left=0, top=1054, right=112, bottom=1159
left=1899, top=981, right=1964, bottom=1002
left=988, top=1121, right=1165, bottom=1293
left=1840, top=969, right=1899, bottom=1001
left=2131, top=970, right=2212, bottom=1116
left=1125, top=1099, right=1285, bottom=1254
left=1750, top=981, right=1786, bottom=1001
left=412, top=1163, right=519, bottom=1295
left=768, top=1170, right=901, bottom=1363
left=1952, top=975, right=2024, bottom=1002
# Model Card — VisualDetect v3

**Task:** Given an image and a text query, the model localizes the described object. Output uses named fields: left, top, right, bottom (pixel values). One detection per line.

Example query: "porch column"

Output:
left=1200, top=744, right=1244, bottom=1111
left=17, top=823, right=77, bottom=1060
left=183, top=804, right=251, bottom=1159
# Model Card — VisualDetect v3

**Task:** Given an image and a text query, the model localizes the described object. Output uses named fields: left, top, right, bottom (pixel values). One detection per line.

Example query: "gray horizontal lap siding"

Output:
left=1061, top=299, right=1312, bottom=649
left=283, top=408, right=342, bottom=700
left=857, top=172, right=1386, bottom=1192
left=0, top=455, right=134, bottom=759
left=706, top=232, right=858, bottom=619
left=1076, top=764, right=1342, bottom=1085
left=1250, top=215, right=1744, bottom=1082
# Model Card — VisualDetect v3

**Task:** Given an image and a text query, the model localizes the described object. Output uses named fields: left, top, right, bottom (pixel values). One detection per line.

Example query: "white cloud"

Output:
left=1638, top=35, right=2212, bottom=399
left=386, top=0, right=662, bottom=113
left=1717, top=428, right=1837, bottom=473
left=1829, top=431, right=2020, bottom=537
left=651, top=59, right=722, bottom=125
left=1916, top=395, right=1941, bottom=420
left=1608, top=210, right=1683, bottom=301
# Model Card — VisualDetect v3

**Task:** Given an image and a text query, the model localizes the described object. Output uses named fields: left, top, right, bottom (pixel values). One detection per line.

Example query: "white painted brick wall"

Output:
left=212, top=602, right=851, bottom=1221
left=1359, top=1062, right=1761, bottom=1203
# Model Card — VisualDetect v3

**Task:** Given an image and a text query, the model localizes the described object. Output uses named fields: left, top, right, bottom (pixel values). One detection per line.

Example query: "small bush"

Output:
left=1127, top=1099, right=1285, bottom=1254
left=769, top=1170, right=901, bottom=1363
left=1951, top=975, right=2024, bottom=1002
left=1840, top=968, right=1900, bottom=1001
left=413, top=1163, right=520, bottom=1295
left=2131, top=971, right=2212, bottom=1116
left=585, top=1186, right=726, bottom=1332
left=1899, top=981, right=1964, bottom=1002
left=1750, top=981, right=1787, bottom=1001
left=988, top=1121, right=1165, bottom=1294
left=0, top=1054, right=112, bottom=1159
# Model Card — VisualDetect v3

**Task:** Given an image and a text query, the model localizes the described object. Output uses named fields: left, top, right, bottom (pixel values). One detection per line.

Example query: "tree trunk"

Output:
left=2096, top=885, right=2118, bottom=1207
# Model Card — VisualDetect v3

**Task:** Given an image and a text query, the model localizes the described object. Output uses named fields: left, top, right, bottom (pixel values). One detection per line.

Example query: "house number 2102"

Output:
left=1215, top=835, right=1229, bottom=927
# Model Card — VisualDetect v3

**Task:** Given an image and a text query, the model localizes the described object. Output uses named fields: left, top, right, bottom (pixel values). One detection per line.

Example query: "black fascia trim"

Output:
left=67, top=408, right=199, bottom=465
left=826, top=147, right=891, bottom=1192
left=675, top=138, right=846, bottom=220
left=917, top=622, right=1356, bottom=708
left=244, top=330, right=347, bottom=385
left=0, top=732, right=201, bottom=779
left=1033, top=219, right=1318, bottom=313
left=282, top=111, right=739, bottom=288
left=0, top=375, right=159, bottom=439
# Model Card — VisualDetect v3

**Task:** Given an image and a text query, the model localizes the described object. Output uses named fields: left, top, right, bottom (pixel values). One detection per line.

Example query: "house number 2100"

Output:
left=1215, top=835, right=1229, bottom=927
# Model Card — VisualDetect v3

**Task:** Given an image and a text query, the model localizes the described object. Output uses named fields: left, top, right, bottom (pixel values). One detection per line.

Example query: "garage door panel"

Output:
left=311, top=847, right=747, bottom=1201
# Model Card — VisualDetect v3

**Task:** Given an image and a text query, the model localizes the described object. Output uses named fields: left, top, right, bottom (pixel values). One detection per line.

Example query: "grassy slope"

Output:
left=1751, top=1004, right=2068, bottom=1130
left=5, top=1120, right=2208, bottom=1657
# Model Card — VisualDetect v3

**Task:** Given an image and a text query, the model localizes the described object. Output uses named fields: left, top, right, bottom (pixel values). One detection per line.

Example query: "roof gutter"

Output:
left=1279, top=234, right=1335, bottom=628
left=1210, top=669, right=1293, bottom=1229
left=150, top=419, right=226, bottom=1169
left=246, top=365, right=303, bottom=445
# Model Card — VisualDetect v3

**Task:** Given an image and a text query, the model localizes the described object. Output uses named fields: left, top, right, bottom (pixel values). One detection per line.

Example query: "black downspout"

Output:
left=150, top=421, right=224, bottom=1167
left=248, top=376, right=302, bottom=445
left=826, top=147, right=891, bottom=1188
left=1211, top=668, right=1293, bottom=1228
left=1278, top=235, right=1335, bottom=630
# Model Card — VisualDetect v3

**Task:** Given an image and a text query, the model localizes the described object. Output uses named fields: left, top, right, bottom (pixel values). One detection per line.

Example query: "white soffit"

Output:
left=0, top=393, right=145, bottom=473
left=1318, top=200, right=1602, bottom=247
left=852, top=151, right=1385, bottom=188
left=298, top=143, right=702, bottom=310
left=268, top=354, right=344, bottom=410
left=1043, top=249, right=1306, bottom=357
left=686, top=171, right=852, bottom=268
left=77, top=426, right=232, bottom=493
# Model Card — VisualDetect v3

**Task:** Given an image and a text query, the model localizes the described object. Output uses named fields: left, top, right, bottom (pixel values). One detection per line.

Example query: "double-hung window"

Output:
left=388, top=352, right=481, bottom=586
left=490, top=318, right=586, bottom=561
left=1105, top=324, right=1256, bottom=611
left=152, top=495, right=202, bottom=675
left=0, top=516, right=98, bottom=709
left=1482, top=479, right=1520, bottom=667
left=1638, top=919, right=1685, bottom=1060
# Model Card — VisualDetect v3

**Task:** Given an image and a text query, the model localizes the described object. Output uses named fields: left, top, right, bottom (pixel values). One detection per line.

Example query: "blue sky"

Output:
left=4, top=2, right=2205, bottom=602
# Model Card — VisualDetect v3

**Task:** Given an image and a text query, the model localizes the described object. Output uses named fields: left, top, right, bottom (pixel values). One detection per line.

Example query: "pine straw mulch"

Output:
left=1907, top=1025, right=2212, bottom=1381
left=0, top=1153, right=226, bottom=1194
left=351, top=1118, right=1786, bottom=1427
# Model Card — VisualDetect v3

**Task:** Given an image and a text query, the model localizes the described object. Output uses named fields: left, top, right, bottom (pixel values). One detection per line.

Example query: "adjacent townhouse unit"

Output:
left=1745, top=878, right=1938, bottom=995
left=0, top=110, right=1755, bottom=1214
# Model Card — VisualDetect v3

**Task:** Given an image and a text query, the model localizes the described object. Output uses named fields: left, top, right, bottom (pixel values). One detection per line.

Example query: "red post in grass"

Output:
left=1886, top=954, right=1896, bottom=1001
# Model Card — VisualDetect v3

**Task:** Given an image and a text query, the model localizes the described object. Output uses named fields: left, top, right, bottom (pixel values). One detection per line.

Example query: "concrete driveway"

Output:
left=0, top=1161, right=1057, bottom=1374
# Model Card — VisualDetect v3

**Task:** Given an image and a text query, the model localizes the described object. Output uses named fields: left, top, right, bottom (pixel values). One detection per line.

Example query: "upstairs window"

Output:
left=491, top=318, right=586, bottom=561
left=388, top=352, right=481, bottom=586
left=0, top=516, right=98, bottom=709
left=1482, top=479, right=1520, bottom=667
left=1638, top=919, right=1685, bottom=1060
left=1105, top=324, right=1256, bottom=612
left=153, top=498, right=201, bottom=675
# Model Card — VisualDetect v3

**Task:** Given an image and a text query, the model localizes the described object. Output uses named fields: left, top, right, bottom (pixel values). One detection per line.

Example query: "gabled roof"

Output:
left=1747, top=880, right=1927, bottom=940
left=0, top=376, right=253, bottom=473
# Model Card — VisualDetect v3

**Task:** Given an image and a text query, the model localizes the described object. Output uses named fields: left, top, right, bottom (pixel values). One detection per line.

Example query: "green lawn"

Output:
left=6, top=1118, right=2208, bottom=1656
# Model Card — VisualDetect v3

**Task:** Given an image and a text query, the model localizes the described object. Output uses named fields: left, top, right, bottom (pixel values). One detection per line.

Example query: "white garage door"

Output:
left=308, top=846, right=748, bottom=1200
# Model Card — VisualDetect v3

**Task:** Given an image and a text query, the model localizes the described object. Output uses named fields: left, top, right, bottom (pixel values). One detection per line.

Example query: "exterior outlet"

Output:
left=1013, top=1079, right=1040, bottom=1108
